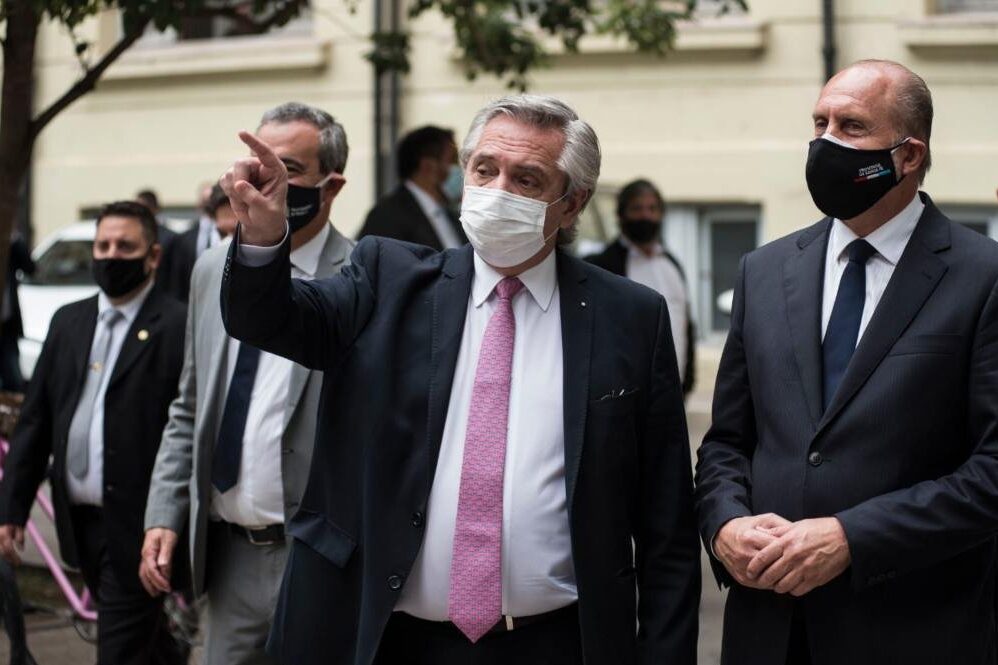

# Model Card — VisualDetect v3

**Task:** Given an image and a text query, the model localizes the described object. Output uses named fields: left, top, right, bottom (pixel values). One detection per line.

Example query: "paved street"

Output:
left=0, top=387, right=725, bottom=664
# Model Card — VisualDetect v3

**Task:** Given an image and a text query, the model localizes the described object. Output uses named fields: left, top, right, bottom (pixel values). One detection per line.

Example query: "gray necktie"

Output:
left=66, top=309, right=123, bottom=479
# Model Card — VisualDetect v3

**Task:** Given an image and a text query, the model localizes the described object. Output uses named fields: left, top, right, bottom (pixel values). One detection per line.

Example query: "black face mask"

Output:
left=286, top=174, right=335, bottom=233
left=620, top=218, right=661, bottom=245
left=92, top=255, right=149, bottom=298
left=805, top=136, right=909, bottom=220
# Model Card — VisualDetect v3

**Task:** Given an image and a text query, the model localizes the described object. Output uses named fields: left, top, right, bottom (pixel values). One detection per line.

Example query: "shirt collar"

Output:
left=97, top=279, right=154, bottom=325
left=405, top=180, right=445, bottom=217
left=829, top=192, right=925, bottom=266
left=472, top=249, right=558, bottom=312
left=290, top=222, right=330, bottom=279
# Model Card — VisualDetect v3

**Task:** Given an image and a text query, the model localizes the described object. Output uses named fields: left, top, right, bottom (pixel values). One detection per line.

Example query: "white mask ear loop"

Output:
left=542, top=190, right=571, bottom=244
left=315, top=171, right=339, bottom=188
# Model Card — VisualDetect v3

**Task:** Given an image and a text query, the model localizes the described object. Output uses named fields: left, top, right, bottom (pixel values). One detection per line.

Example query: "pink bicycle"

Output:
left=0, top=437, right=198, bottom=664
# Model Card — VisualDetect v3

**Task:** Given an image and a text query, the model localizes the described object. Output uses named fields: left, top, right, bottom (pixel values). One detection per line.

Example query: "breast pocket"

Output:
left=888, top=333, right=963, bottom=357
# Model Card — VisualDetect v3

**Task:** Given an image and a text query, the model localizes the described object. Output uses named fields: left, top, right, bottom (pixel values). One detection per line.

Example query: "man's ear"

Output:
left=147, top=242, right=163, bottom=271
left=898, top=139, right=927, bottom=178
left=322, top=174, right=347, bottom=203
left=561, top=188, right=591, bottom=222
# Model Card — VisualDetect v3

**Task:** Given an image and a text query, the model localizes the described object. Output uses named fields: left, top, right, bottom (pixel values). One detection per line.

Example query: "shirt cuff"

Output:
left=235, top=223, right=289, bottom=267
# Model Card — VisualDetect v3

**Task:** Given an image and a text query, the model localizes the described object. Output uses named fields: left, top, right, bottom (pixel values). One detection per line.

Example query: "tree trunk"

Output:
left=0, top=1, right=40, bottom=338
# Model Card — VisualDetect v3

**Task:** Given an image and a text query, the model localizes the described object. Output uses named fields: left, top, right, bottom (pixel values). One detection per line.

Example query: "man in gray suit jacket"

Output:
left=139, top=102, right=354, bottom=665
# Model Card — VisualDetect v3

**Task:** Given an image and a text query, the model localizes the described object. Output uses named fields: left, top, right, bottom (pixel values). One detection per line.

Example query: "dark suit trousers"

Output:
left=72, top=506, right=184, bottom=665
left=785, top=606, right=811, bottom=665
left=373, top=605, right=583, bottom=665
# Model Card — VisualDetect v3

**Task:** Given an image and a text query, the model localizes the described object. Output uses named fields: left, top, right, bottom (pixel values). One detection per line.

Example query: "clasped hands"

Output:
left=713, top=514, right=851, bottom=596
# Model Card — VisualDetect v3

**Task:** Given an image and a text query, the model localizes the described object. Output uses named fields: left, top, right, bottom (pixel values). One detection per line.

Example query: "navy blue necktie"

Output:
left=822, top=239, right=876, bottom=411
left=212, top=342, right=262, bottom=493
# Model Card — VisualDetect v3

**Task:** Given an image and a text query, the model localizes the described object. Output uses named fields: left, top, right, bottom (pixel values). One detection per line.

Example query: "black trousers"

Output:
left=373, top=605, right=583, bottom=665
left=785, top=605, right=812, bottom=665
left=72, top=506, right=185, bottom=665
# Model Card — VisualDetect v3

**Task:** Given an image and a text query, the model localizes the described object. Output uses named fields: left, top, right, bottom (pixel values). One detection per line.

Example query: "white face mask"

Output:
left=459, top=185, right=566, bottom=268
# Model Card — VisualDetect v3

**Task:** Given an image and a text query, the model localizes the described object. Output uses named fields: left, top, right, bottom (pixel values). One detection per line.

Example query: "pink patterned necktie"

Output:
left=448, top=276, right=524, bottom=643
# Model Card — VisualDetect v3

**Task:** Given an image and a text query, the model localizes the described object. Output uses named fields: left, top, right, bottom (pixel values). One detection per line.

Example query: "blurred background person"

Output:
left=0, top=200, right=187, bottom=665
left=141, top=102, right=354, bottom=665
left=585, top=179, right=696, bottom=397
left=358, top=125, right=466, bottom=250
left=164, top=183, right=229, bottom=303
left=210, top=184, right=239, bottom=239
left=1, top=233, right=35, bottom=391
left=135, top=188, right=180, bottom=298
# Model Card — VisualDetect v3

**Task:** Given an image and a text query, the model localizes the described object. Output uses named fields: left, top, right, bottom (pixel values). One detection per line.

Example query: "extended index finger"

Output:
left=238, top=131, right=285, bottom=172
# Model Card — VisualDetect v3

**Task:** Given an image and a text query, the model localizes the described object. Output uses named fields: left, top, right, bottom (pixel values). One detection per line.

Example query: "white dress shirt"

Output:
left=210, top=223, right=330, bottom=527
left=405, top=180, right=462, bottom=250
left=66, top=281, right=154, bottom=506
left=821, top=194, right=924, bottom=342
left=621, top=237, right=689, bottom=378
left=395, top=249, right=578, bottom=620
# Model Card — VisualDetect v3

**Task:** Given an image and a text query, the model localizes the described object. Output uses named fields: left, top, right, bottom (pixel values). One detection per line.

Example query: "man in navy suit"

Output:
left=697, top=59, right=998, bottom=665
left=219, top=95, right=700, bottom=665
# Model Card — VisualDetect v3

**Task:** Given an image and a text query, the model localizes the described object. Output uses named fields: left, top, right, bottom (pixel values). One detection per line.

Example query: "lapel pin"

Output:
left=580, top=300, right=587, bottom=308
left=137, top=329, right=150, bottom=341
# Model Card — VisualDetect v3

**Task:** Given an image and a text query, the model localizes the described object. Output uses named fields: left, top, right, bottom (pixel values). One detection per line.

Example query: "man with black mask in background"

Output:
left=585, top=179, right=696, bottom=397
left=0, top=200, right=187, bottom=665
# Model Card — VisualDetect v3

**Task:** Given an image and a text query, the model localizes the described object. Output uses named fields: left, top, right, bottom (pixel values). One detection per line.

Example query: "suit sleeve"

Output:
left=221, top=229, right=379, bottom=371
left=636, top=296, right=701, bottom=665
left=0, top=315, right=59, bottom=525
left=145, top=274, right=200, bottom=533
left=835, top=273, right=998, bottom=591
left=694, top=256, right=756, bottom=585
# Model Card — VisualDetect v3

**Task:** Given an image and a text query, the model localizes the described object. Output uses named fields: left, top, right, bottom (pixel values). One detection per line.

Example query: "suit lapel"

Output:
left=108, top=290, right=162, bottom=388
left=69, top=297, right=100, bottom=399
left=817, top=200, right=949, bottom=434
left=283, top=227, right=351, bottom=429
left=425, top=246, right=474, bottom=492
left=557, top=252, right=593, bottom=510
left=782, top=220, right=831, bottom=428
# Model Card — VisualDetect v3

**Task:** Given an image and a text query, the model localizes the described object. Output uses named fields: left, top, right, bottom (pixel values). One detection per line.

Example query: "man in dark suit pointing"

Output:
left=220, top=95, right=700, bottom=665
left=696, top=59, right=998, bottom=665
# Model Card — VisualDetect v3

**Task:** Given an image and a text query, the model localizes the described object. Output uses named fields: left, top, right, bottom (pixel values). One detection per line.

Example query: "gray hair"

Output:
left=259, top=102, right=349, bottom=175
left=852, top=59, right=933, bottom=179
left=460, top=95, right=601, bottom=244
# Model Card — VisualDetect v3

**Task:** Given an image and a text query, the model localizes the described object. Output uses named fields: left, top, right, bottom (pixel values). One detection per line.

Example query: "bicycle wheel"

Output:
left=0, top=559, right=37, bottom=665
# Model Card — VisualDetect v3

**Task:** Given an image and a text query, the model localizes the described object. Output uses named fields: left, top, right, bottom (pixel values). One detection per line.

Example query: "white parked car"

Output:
left=17, top=217, right=191, bottom=380
left=18, top=222, right=100, bottom=380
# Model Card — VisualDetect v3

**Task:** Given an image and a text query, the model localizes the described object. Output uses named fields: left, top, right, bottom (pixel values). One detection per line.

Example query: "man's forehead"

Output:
left=257, top=121, right=319, bottom=162
left=472, top=116, right=564, bottom=166
left=817, top=66, right=894, bottom=113
left=96, top=215, right=142, bottom=236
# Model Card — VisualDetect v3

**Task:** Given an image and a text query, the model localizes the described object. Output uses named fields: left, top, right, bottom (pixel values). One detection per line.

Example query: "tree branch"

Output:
left=29, top=16, right=151, bottom=143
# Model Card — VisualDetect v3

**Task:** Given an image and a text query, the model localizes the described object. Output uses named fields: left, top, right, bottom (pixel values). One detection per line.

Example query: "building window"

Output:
left=941, top=204, right=998, bottom=238
left=934, top=0, right=998, bottom=12
left=133, top=1, right=313, bottom=48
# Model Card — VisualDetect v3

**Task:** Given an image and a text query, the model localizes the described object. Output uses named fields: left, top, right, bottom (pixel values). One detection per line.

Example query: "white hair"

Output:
left=460, top=95, right=601, bottom=243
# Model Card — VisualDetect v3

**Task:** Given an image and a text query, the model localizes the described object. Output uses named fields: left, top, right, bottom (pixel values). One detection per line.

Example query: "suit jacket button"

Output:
left=808, top=452, right=823, bottom=467
left=411, top=511, right=424, bottom=528
left=387, top=574, right=403, bottom=591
